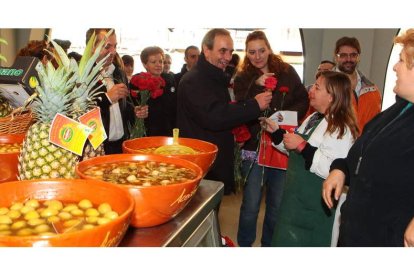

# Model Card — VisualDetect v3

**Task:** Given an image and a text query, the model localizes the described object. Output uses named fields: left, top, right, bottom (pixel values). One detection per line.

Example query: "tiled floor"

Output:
left=218, top=191, right=265, bottom=247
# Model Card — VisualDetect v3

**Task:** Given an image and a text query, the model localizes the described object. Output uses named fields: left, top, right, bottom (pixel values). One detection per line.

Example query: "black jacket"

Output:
left=174, top=64, right=188, bottom=89
left=176, top=53, right=262, bottom=193
left=145, top=72, right=177, bottom=136
left=331, top=98, right=414, bottom=246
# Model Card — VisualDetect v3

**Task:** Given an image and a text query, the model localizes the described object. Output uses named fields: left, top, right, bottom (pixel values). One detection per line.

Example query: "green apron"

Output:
left=271, top=120, right=336, bottom=247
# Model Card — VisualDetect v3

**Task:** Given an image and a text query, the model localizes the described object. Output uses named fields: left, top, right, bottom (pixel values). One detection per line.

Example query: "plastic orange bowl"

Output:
left=122, top=136, right=217, bottom=177
left=0, top=134, right=25, bottom=183
left=0, top=179, right=134, bottom=247
left=76, top=154, right=203, bottom=228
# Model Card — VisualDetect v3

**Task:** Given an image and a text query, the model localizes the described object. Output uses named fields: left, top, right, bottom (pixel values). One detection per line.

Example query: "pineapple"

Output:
left=82, top=141, right=105, bottom=161
left=0, top=95, right=12, bottom=117
left=18, top=31, right=110, bottom=180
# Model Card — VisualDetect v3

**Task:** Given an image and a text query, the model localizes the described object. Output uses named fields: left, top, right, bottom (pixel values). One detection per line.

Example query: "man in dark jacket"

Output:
left=174, top=45, right=200, bottom=87
left=176, top=28, right=272, bottom=195
left=87, top=28, right=136, bottom=154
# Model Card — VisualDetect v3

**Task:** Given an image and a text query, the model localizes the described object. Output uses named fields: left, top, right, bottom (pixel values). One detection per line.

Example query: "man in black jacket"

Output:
left=174, top=45, right=200, bottom=88
left=87, top=28, right=136, bottom=154
left=177, top=28, right=272, bottom=195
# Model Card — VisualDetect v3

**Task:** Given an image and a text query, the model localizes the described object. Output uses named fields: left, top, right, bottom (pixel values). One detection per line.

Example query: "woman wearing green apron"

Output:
left=261, top=71, right=359, bottom=246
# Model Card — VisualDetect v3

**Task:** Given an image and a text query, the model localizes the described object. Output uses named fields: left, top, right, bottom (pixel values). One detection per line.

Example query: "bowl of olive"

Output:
left=0, top=179, right=134, bottom=246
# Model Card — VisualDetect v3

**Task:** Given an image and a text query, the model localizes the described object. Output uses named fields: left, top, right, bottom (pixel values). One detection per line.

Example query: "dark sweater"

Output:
left=331, top=99, right=414, bottom=246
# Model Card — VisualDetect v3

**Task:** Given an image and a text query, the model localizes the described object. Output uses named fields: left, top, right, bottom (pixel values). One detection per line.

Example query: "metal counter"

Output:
left=119, top=179, right=224, bottom=247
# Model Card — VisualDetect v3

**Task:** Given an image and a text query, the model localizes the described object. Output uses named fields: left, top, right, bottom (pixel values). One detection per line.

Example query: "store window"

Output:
left=51, top=28, right=303, bottom=80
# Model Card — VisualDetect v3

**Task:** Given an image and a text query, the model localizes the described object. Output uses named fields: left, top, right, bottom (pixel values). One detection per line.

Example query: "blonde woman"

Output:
left=323, top=29, right=414, bottom=247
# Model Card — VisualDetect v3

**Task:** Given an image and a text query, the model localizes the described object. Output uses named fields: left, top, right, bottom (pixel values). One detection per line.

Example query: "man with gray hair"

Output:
left=177, top=28, right=272, bottom=195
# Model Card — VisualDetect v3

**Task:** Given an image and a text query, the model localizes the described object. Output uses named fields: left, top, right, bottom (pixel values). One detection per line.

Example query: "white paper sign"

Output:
left=268, top=110, right=298, bottom=126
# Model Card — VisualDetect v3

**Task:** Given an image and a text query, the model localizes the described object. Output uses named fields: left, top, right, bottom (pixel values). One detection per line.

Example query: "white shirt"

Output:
left=274, top=112, right=355, bottom=179
left=102, top=64, right=124, bottom=141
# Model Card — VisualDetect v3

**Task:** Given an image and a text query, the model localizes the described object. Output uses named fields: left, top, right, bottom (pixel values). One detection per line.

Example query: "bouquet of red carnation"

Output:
left=128, top=72, right=165, bottom=138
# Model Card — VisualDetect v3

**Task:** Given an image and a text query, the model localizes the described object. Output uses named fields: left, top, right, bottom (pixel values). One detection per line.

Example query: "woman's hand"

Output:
left=322, top=169, right=346, bottom=209
left=259, top=117, right=279, bottom=133
left=404, top=217, right=414, bottom=247
left=135, top=105, right=148, bottom=119
left=255, top=73, right=275, bottom=86
left=282, top=132, right=304, bottom=150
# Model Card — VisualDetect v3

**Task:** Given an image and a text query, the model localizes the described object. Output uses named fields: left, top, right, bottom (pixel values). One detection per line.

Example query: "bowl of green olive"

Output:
left=76, top=154, right=203, bottom=228
left=0, top=179, right=134, bottom=246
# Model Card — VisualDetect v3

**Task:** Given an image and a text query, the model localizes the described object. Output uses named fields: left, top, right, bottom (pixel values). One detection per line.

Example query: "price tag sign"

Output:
left=49, top=113, right=93, bottom=156
left=79, top=107, right=107, bottom=149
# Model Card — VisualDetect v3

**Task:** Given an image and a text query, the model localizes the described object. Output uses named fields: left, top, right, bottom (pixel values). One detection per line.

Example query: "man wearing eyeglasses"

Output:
left=330, top=36, right=382, bottom=247
left=174, top=45, right=200, bottom=87
left=333, top=36, right=382, bottom=132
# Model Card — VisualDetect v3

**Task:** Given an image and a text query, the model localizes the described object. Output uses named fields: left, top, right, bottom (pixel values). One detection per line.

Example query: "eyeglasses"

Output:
left=336, top=53, right=359, bottom=59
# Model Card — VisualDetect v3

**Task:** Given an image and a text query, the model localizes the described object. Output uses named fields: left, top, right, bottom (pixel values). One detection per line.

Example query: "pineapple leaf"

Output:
left=50, top=39, right=70, bottom=69
left=79, top=32, right=96, bottom=76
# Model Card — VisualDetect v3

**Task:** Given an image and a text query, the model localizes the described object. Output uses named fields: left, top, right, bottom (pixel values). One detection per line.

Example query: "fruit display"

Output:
left=82, top=160, right=198, bottom=186
left=0, top=179, right=134, bottom=246
left=0, top=199, right=119, bottom=237
left=0, top=142, right=21, bottom=153
left=123, top=136, right=218, bottom=177
left=76, top=154, right=203, bottom=228
left=18, top=32, right=109, bottom=180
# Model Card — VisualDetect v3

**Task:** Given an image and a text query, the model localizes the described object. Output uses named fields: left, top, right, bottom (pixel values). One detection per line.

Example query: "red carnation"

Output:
left=129, top=72, right=165, bottom=104
left=151, top=88, right=164, bottom=99
left=130, top=72, right=152, bottom=90
left=130, top=90, right=138, bottom=98
left=279, top=86, right=289, bottom=94
left=229, top=101, right=251, bottom=143
left=278, top=86, right=289, bottom=110
left=232, top=125, right=251, bottom=143
left=264, top=76, right=277, bottom=91
left=128, top=72, right=166, bottom=139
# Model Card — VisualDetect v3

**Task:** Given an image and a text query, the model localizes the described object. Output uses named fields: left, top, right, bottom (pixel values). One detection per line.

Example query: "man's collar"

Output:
left=102, top=63, right=116, bottom=77
left=333, top=66, right=360, bottom=80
